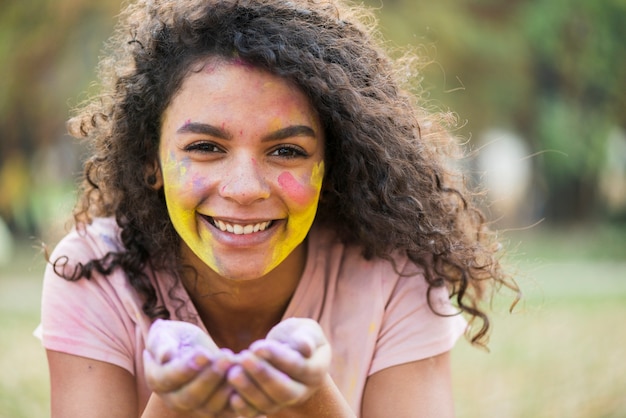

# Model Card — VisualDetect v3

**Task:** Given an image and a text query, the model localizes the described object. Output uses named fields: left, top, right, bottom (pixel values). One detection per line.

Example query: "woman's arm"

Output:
left=47, top=350, right=139, bottom=418
left=48, top=349, right=213, bottom=418
left=267, top=374, right=355, bottom=418
left=361, top=351, right=455, bottom=418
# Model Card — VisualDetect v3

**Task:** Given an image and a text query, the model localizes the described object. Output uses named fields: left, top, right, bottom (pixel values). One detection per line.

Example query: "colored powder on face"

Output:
left=311, top=161, right=324, bottom=190
left=192, top=175, right=204, bottom=192
left=278, top=172, right=310, bottom=206
left=160, top=150, right=218, bottom=272
left=265, top=161, right=325, bottom=275
left=231, top=56, right=254, bottom=69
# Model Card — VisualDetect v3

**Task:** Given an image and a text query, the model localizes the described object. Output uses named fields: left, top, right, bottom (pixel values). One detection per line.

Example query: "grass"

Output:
left=0, top=224, right=624, bottom=417
left=0, top=242, right=49, bottom=418
left=452, top=270, right=626, bottom=418
left=452, top=224, right=626, bottom=418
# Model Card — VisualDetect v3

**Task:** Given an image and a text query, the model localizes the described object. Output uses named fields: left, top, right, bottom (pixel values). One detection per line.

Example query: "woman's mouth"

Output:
left=206, top=216, right=274, bottom=235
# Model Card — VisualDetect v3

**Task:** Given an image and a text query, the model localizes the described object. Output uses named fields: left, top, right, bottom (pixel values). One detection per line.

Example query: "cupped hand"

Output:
left=144, top=319, right=239, bottom=417
left=143, top=318, right=332, bottom=418
left=225, top=318, right=332, bottom=417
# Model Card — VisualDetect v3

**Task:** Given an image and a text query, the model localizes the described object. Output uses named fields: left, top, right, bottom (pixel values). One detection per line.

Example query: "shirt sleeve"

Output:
left=369, top=260, right=467, bottom=376
left=40, top=229, right=138, bottom=375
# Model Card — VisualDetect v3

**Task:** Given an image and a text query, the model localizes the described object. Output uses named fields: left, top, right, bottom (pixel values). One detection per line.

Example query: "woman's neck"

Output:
left=179, top=241, right=308, bottom=352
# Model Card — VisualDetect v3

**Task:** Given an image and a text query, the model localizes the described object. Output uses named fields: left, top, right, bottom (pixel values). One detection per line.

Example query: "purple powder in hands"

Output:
left=147, top=319, right=219, bottom=364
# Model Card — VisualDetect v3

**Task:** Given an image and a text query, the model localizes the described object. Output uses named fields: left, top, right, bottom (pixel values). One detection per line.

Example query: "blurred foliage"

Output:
left=0, top=0, right=120, bottom=239
left=1, top=0, right=625, bottom=241
left=368, top=0, right=626, bottom=223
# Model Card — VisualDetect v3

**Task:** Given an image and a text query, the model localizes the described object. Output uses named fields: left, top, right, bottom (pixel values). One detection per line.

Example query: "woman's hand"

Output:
left=144, top=318, right=333, bottom=417
left=225, top=318, right=332, bottom=417
left=143, top=319, right=239, bottom=417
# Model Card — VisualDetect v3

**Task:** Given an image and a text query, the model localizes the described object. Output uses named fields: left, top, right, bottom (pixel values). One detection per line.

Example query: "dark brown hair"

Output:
left=61, top=0, right=519, bottom=344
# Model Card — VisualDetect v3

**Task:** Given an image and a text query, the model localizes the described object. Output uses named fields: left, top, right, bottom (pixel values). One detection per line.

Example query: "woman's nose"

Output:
left=218, top=157, right=271, bottom=205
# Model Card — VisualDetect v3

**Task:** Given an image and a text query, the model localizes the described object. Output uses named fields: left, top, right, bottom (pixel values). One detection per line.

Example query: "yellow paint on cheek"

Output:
left=161, top=151, right=218, bottom=270
left=311, top=160, right=324, bottom=190
left=265, top=161, right=325, bottom=275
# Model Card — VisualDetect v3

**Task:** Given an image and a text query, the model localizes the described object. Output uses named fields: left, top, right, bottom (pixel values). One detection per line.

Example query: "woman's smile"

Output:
left=208, top=217, right=274, bottom=236
left=156, top=58, right=325, bottom=280
left=201, top=214, right=279, bottom=246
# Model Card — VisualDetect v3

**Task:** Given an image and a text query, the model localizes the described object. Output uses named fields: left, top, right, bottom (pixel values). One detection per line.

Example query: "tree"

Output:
left=0, top=0, right=119, bottom=236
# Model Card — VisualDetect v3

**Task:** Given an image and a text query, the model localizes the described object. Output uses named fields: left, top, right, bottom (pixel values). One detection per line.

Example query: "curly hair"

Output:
left=60, top=0, right=519, bottom=345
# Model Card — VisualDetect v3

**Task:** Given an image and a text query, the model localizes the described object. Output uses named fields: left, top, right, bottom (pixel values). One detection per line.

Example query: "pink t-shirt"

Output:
left=40, top=217, right=466, bottom=414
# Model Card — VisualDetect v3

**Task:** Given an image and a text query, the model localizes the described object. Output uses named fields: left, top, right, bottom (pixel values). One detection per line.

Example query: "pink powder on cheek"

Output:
left=277, top=172, right=310, bottom=206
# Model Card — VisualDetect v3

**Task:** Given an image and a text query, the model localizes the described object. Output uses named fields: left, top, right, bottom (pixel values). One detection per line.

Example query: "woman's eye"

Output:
left=270, top=146, right=308, bottom=158
left=184, top=142, right=222, bottom=153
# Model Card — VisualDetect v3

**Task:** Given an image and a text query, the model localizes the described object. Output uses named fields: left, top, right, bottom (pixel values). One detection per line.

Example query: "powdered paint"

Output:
left=277, top=172, right=309, bottom=206
left=160, top=147, right=218, bottom=271
left=277, top=161, right=324, bottom=207
left=147, top=319, right=219, bottom=364
left=267, top=161, right=324, bottom=273
left=231, top=56, right=254, bottom=69
left=157, top=61, right=324, bottom=280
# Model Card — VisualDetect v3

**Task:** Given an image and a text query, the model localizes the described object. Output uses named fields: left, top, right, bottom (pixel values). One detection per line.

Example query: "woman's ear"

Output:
left=145, top=161, right=163, bottom=190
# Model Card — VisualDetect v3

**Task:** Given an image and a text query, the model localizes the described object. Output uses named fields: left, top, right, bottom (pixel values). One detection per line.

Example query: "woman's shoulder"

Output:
left=49, top=217, right=123, bottom=263
left=307, top=224, right=423, bottom=288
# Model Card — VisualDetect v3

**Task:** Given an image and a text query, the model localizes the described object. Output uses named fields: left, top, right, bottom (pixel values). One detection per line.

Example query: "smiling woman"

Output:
left=38, top=0, right=518, bottom=417
left=158, top=60, right=325, bottom=280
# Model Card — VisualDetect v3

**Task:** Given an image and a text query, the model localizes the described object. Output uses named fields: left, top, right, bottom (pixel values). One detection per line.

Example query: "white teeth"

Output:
left=213, top=219, right=271, bottom=235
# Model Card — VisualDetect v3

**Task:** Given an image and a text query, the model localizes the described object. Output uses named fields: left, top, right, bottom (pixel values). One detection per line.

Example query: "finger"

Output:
left=147, top=319, right=220, bottom=363
left=154, top=351, right=238, bottom=412
left=230, top=392, right=264, bottom=418
left=143, top=347, right=212, bottom=392
left=265, top=318, right=327, bottom=357
left=168, top=371, right=231, bottom=413
left=196, top=354, right=239, bottom=414
left=227, top=361, right=291, bottom=415
left=197, top=382, right=234, bottom=416
left=235, top=350, right=308, bottom=407
left=249, top=340, right=304, bottom=366
left=146, top=319, right=183, bottom=363
left=250, top=340, right=331, bottom=386
left=256, top=332, right=315, bottom=358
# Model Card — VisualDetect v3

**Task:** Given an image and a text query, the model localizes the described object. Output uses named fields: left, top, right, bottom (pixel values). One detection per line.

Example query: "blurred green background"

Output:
left=1, top=0, right=625, bottom=417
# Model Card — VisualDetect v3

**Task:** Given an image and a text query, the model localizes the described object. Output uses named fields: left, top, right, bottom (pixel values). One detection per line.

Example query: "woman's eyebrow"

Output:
left=177, top=122, right=317, bottom=142
left=262, top=125, right=317, bottom=142
left=176, top=122, right=232, bottom=139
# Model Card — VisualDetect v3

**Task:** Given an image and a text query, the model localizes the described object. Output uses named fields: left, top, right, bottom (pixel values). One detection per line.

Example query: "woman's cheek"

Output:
left=278, top=171, right=312, bottom=206
left=269, top=162, right=324, bottom=268
left=277, top=162, right=324, bottom=208
left=161, top=156, right=200, bottom=240
left=162, top=156, right=203, bottom=200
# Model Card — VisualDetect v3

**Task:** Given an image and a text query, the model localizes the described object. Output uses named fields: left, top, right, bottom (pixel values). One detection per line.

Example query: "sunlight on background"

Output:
left=1, top=0, right=625, bottom=416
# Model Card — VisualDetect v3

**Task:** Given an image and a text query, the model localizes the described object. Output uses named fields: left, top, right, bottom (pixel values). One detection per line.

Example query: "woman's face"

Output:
left=157, top=59, right=325, bottom=280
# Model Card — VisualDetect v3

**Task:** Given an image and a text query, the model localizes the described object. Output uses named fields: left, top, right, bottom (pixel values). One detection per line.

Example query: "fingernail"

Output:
left=212, top=356, right=232, bottom=374
left=189, top=353, right=209, bottom=369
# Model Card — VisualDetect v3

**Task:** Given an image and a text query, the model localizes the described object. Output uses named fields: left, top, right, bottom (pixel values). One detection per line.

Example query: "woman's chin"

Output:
left=211, top=262, right=276, bottom=282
